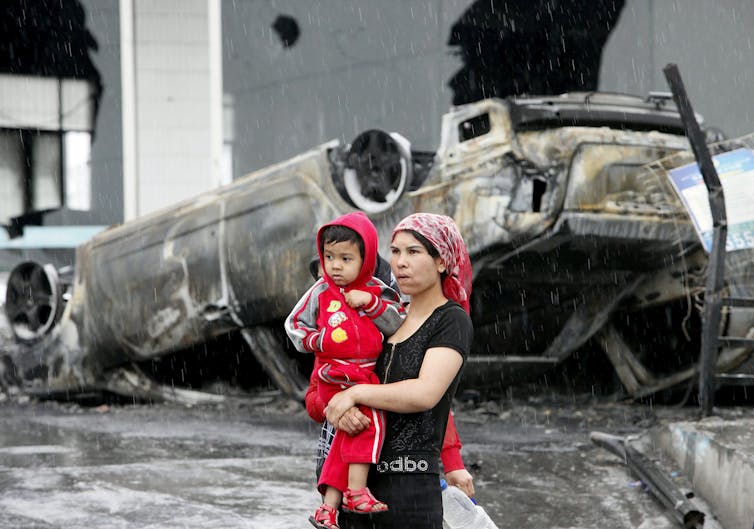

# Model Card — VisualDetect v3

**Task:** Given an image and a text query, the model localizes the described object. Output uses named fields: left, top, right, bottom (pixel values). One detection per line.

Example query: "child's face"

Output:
left=323, top=240, right=363, bottom=287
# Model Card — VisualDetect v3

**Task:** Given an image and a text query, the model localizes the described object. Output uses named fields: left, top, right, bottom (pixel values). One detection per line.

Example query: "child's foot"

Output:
left=309, top=503, right=339, bottom=529
left=342, top=487, right=389, bottom=514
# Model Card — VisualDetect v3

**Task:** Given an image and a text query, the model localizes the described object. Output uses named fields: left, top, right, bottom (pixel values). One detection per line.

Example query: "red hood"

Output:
left=317, top=211, right=378, bottom=291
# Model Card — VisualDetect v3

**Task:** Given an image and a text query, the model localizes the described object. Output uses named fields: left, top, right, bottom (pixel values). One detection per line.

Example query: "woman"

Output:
left=325, top=212, right=474, bottom=529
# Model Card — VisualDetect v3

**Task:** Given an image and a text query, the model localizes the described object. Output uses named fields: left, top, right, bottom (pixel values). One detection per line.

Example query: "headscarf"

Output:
left=392, top=213, right=472, bottom=314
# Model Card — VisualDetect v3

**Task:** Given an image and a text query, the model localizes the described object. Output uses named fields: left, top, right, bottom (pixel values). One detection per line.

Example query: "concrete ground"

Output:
left=2, top=390, right=750, bottom=529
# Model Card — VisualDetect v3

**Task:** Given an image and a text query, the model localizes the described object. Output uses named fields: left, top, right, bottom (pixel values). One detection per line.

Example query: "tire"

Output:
left=342, top=130, right=411, bottom=214
left=4, top=261, right=63, bottom=342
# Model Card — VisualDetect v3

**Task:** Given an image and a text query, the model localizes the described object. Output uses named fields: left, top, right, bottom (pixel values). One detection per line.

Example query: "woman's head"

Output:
left=390, top=230, right=446, bottom=300
left=391, top=213, right=472, bottom=313
left=405, top=230, right=440, bottom=259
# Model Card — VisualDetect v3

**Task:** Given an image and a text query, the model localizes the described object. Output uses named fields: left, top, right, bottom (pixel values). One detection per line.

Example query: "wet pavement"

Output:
left=2, top=389, right=742, bottom=529
left=0, top=393, right=319, bottom=529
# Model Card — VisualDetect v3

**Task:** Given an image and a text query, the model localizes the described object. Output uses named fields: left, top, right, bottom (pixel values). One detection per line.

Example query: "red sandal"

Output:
left=309, top=503, right=339, bottom=529
left=342, top=487, right=389, bottom=514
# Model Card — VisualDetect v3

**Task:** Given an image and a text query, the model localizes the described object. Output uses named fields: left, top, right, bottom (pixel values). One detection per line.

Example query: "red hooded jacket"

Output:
left=285, top=212, right=403, bottom=362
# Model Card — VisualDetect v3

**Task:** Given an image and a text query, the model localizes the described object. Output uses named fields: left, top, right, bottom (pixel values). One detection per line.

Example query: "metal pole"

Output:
left=58, top=76, right=66, bottom=207
left=590, top=432, right=706, bottom=529
left=663, top=63, right=728, bottom=416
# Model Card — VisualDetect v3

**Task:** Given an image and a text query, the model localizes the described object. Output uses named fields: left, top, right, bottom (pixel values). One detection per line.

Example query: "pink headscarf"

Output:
left=392, top=213, right=472, bottom=314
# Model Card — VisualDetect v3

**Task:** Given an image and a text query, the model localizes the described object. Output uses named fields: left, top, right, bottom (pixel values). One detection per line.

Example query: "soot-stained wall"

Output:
left=447, top=0, right=625, bottom=104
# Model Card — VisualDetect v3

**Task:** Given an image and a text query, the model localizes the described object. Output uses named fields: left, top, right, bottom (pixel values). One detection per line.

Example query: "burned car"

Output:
left=4, top=92, right=754, bottom=403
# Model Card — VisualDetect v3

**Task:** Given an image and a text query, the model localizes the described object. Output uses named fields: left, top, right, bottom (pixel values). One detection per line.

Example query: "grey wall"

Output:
left=86, top=0, right=123, bottom=224
left=600, top=0, right=754, bottom=137
left=222, top=0, right=471, bottom=177
left=45, top=0, right=123, bottom=227
left=225, top=0, right=754, bottom=180
left=34, top=0, right=754, bottom=228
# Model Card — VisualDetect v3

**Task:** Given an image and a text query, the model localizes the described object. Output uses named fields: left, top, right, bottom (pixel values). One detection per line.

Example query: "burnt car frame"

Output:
left=3, top=92, right=754, bottom=403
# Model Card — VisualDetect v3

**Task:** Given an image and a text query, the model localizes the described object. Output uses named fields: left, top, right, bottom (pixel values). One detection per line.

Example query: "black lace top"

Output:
left=376, top=301, right=472, bottom=464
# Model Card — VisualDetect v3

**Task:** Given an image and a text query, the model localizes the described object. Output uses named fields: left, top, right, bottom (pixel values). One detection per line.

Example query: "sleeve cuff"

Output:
left=440, top=447, right=465, bottom=472
left=363, top=294, right=383, bottom=317
left=305, top=331, right=321, bottom=352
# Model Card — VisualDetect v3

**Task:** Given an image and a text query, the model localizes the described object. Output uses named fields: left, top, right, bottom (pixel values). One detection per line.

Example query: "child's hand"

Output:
left=344, top=289, right=373, bottom=309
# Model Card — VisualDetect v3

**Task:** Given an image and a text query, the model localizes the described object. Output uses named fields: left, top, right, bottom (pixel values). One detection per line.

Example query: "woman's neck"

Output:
left=389, top=288, right=448, bottom=344
left=406, top=289, right=447, bottom=319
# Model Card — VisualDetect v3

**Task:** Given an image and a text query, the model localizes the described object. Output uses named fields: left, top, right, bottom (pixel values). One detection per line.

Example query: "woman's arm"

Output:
left=325, top=346, right=463, bottom=423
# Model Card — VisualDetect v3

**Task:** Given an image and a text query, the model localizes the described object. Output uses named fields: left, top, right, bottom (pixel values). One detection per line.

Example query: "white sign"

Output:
left=667, top=148, right=754, bottom=252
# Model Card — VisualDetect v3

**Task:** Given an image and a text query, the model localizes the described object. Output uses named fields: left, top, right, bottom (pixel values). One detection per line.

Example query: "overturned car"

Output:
left=3, top=92, right=754, bottom=403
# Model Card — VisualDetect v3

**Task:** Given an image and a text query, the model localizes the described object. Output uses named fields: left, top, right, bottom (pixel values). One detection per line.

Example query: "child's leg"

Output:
left=311, top=487, right=341, bottom=529
left=339, top=404, right=386, bottom=463
left=318, top=430, right=349, bottom=494
left=347, top=462, right=369, bottom=490
left=340, top=408, right=389, bottom=514
left=342, top=466, right=388, bottom=514
left=323, top=485, right=342, bottom=509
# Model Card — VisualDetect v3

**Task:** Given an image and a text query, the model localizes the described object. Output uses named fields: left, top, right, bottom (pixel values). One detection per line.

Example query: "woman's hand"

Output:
left=444, top=468, right=475, bottom=498
left=324, top=388, right=357, bottom=426
left=336, top=406, right=371, bottom=435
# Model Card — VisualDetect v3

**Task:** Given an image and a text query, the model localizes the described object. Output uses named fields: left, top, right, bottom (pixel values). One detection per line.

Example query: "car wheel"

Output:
left=342, top=129, right=411, bottom=214
left=4, top=261, right=63, bottom=342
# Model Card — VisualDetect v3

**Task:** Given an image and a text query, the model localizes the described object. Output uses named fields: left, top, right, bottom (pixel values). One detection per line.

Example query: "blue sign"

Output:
left=668, top=148, right=754, bottom=252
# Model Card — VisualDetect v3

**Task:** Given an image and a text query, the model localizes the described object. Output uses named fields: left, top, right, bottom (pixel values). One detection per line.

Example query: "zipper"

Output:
left=353, top=310, right=360, bottom=355
left=383, top=342, right=396, bottom=382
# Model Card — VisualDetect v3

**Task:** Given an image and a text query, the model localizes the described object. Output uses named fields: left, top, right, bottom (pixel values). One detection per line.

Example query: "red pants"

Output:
left=316, top=360, right=386, bottom=494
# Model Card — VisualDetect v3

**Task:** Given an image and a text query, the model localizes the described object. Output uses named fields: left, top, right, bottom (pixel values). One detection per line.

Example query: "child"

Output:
left=285, top=211, right=404, bottom=529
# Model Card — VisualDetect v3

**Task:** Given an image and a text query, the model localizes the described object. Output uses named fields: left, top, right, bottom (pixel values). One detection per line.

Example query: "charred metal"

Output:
left=3, top=92, right=754, bottom=403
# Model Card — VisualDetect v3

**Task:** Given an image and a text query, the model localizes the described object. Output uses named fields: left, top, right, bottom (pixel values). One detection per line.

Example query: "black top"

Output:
left=376, top=301, right=473, bottom=465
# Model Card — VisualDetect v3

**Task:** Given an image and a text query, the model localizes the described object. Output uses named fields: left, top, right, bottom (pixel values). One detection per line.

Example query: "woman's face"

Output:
left=390, top=231, right=445, bottom=297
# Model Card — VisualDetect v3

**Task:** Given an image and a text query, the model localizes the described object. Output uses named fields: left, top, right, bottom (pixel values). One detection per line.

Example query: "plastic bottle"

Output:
left=440, top=478, right=500, bottom=529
